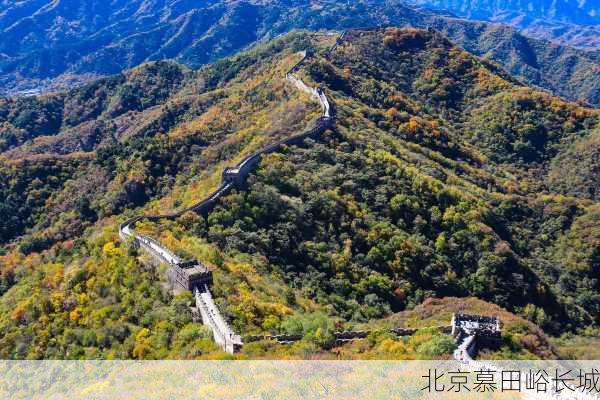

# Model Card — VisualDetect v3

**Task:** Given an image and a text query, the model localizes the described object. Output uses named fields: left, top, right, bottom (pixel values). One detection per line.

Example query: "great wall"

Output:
left=118, top=30, right=508, bottom=360
left=451, top=314, right=599, bottom=400
left=119, top=41, right=333, bottom=354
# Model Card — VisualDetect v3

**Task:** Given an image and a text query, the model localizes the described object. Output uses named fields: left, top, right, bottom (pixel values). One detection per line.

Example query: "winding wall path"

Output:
left=119, top=48, right=333, bottom=354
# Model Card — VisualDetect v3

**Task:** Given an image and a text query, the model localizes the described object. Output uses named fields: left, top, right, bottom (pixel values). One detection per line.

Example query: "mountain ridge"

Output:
left=407, top=0, right=600, bottom=26
left=0, top=0, right=599, bottom=107
left=408, top=0, right=600, bottom=50
left=0, top=30, right=598, bottom=360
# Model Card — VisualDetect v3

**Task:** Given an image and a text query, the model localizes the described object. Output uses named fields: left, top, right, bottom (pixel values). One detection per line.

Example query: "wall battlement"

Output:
left=451, top=313, right=501, bottom=337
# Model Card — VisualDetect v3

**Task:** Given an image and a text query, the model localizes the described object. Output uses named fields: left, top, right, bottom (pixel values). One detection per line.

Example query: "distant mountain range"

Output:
left=409, top=0, right=600, bottom=25
left=409, top=0, right=600, bottom=49
left=0, top=0, right=598, bottom=106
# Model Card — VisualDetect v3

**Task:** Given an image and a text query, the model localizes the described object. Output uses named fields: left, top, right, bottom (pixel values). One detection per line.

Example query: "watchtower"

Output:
left=451, top=313, right=501, bottom=338
left=167, top=260, right=212, bottom=291
left=222, top=167, right=241, bottom=184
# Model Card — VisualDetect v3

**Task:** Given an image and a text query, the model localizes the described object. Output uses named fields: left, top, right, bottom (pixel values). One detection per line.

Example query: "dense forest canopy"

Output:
left=0, top=29, right=598, bottom=359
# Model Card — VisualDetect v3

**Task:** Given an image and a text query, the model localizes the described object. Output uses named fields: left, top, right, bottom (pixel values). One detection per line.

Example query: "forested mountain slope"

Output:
left=0, top=30, right=597, bottom=359
left=0, top=33, right=323, bottom=248
left=0, top=0, right=599, bottom=107
left=185, top=28, right=598, bottom=332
